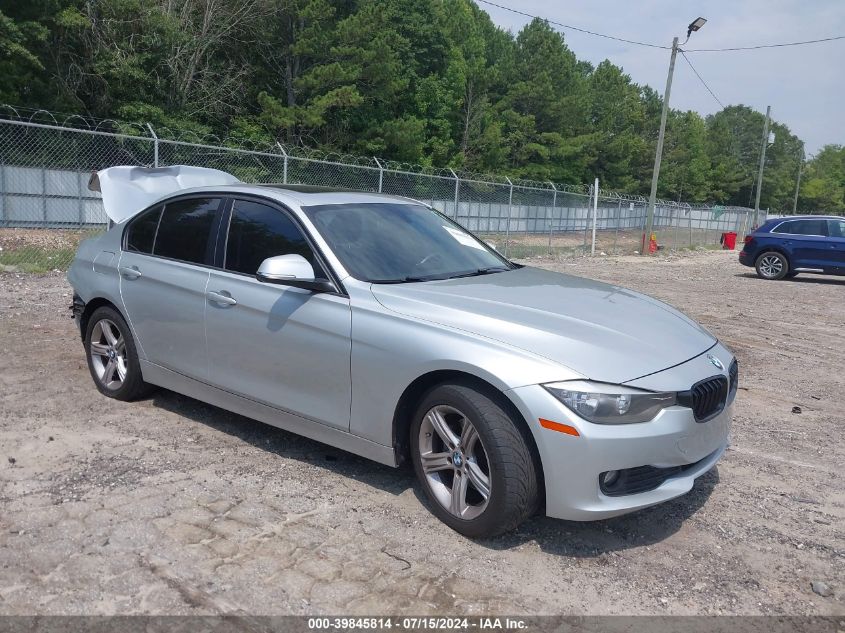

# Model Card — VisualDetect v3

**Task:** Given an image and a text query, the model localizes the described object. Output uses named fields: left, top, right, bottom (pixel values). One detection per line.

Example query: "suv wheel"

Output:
left=755, top=251, right=789, bottom=280
left=84, top=306, right=153, bottom=401
left=410, top=383, right=539, bottom=537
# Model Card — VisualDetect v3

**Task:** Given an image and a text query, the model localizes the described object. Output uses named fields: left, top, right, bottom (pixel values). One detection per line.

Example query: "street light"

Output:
left=686, top=17, right=707, bottom=41
left=642, top=17, right=707, bottom=255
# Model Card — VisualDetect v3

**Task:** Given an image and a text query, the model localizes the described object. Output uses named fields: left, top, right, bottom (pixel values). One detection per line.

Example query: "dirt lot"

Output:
left=0, top=250, right=842, bottom=616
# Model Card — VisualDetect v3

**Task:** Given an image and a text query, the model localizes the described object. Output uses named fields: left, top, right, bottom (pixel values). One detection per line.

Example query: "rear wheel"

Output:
left=410, top=383, right=539, bottom=537
left=84, top=306, right=153, bottom=401
left=755, top=251, right=789, bottom=280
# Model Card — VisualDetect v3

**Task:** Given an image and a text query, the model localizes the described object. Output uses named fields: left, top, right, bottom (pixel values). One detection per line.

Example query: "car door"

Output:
left=119, top=196, right=223, bottom=380
left=772, top=219, right=829, bottom=269
left=826, top=219, right=845, bottom=273
left=204, top=197, right=352, bottom=430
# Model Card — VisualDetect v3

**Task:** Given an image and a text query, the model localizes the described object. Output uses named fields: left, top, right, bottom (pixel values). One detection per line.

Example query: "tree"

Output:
left=798, top=145, right=845, bottom=214
left=0, top=0, right=823, bottom=209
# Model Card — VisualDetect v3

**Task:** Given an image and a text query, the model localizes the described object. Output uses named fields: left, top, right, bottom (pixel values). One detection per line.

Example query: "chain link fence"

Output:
left=0, top=115, right=761, bottom=273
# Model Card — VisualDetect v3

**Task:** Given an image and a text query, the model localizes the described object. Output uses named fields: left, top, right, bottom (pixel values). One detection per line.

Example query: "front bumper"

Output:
left=507, top=346, right=733, bottom=521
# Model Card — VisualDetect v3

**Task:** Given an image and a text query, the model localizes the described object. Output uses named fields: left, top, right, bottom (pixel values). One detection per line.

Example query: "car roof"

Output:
left=176, top=183, right=420, bottom=208
left=768, top=215, right=843, bottom=221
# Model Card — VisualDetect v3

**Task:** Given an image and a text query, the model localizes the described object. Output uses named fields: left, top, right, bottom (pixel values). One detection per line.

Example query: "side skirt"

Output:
left=140, top=360, right=398, bottom=467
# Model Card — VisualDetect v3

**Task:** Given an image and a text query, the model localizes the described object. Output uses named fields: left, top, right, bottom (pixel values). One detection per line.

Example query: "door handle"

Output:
left=207, top=291, right=237, bottom=307
left=118, top=265, right=142, bottom=280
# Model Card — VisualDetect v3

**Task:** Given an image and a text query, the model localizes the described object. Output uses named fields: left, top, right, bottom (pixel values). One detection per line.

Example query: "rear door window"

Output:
left=224, top=199, right=325, bottom=276
left=125, top=205, right=162, bottom=254
left=153, top=197, right=222, bottom=265
left=827, top=219, right=845, bottom=238
left=772, top=219, right=827, bottom=236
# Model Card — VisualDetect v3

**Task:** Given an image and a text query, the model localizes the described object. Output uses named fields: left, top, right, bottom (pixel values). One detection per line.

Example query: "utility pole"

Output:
left=792, top=148, right=804, bottom=215
left=642, top=36, right=678, bottom=255
left=752, top=105, right=771, bottom=228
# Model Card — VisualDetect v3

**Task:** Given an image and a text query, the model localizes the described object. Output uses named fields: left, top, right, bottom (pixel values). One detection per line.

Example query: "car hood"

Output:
left=370, top=266, right=716, bottom=385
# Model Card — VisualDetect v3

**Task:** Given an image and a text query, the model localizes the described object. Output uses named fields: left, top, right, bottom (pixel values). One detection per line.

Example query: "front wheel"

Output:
left=410, top=383, right=539, bottom=538
left=755, top=251, right=789, bottom=280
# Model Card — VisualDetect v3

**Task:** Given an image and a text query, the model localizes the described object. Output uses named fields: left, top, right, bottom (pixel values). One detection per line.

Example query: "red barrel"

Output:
left=721, top=231, right=737, bottom=250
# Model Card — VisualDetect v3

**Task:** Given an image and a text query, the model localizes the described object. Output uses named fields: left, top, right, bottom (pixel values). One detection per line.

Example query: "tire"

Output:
left=84, top=306, right=153, bottom=401
left=410, top=383, right=539, bottom=538
left=755, top=251, right=789, bottom=280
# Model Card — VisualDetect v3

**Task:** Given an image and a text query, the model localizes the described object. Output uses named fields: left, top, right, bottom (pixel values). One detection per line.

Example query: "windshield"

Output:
left=302, top=202, right=515, bottom=283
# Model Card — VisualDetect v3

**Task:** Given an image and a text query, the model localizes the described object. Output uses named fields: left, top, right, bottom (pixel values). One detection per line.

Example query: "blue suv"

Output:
left=739, top=216, right=845, bottom=280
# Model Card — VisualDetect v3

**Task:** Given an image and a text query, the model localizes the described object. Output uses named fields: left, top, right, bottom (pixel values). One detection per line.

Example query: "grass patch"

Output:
left=0, top=246, right=76, bottom=273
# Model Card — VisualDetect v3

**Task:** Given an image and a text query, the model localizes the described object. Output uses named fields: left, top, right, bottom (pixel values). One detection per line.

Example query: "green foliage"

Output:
left=798, top=145, right=845, bottom=214
left=0, top=0, right=828, bottom=210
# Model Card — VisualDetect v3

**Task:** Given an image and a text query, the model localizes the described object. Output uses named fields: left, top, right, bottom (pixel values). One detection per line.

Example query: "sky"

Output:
left=479, top=0, right=845, bottom=156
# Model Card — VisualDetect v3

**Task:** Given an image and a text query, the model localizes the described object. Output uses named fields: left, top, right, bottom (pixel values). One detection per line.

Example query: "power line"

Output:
left=679, top=51, right=725, bottom=108
left=474, top=0, right=670, bottom=49
left=684, top=35, right=845, bottom=52
left=475, top=0, right=845, bottom=54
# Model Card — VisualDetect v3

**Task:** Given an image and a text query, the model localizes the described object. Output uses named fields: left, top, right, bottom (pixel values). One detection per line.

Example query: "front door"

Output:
left=119, top=197, right=222, bottom=380
left=204, top=198, right=352, bottom=430
left=773, top=218, right=830, bottom=270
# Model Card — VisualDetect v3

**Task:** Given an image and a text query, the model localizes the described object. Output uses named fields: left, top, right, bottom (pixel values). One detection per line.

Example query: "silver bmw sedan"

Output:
left=69, top=166, right=735, bottom=537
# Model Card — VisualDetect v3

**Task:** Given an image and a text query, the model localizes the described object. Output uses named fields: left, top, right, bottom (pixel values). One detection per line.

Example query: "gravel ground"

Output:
left=0, top=250, right=842, bottom=616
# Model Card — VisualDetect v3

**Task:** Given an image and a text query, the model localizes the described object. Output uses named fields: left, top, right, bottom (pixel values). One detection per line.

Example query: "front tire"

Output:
left=84, top=306, right=153, bottom=401
left=755, top=251, right=789, bottom=280
left=410, top=383, right=539, bottom=538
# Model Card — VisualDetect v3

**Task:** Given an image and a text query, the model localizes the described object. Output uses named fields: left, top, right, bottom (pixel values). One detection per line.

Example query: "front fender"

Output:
left=347, top=283, right=580, bottom=447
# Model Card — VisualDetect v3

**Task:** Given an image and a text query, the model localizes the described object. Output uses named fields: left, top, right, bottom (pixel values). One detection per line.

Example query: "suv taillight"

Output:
left=744, top=235, right=753, bottom=245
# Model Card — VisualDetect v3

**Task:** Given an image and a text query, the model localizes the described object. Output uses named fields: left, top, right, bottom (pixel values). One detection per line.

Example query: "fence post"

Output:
left=591, top=178, right=599, bottom=255
left=276, top=143, right=288, bottom=184
left=41, top=165, right=47, bottom=223
left=548, top=181, right=557, bottom=256
left=374, top=157, right=384, bottom=193
left=0, top=157, right=6, bottom=227
left=449, top=168, right=459, bottom=219
left=146, top=123, right=159, bottom=167
left=505, top=177, right=513, bottom=257
left=77, top=158, right=84, bottom=226
left=614, top=199, right=621, bottom=253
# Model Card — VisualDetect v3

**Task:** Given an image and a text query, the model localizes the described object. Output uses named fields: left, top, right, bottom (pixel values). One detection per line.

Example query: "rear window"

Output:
left=771, top=219, right=827, bottom=236
left=125, top=205, right=162, bottom=254
left=153, top=197, right=221, bottom=264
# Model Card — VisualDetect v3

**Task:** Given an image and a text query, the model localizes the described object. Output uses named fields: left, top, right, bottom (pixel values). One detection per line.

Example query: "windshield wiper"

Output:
left=443, top=266, right=512, bottom=280
left=369, top=275, right=439, bottom=284
left=370, top=266, right=511, bottom=284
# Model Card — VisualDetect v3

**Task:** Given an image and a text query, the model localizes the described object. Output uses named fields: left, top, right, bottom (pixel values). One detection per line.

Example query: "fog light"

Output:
left=601, top=470, right=620, bottom=487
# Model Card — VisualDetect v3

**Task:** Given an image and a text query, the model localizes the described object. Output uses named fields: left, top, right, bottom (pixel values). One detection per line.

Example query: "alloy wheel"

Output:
left=759, top=254, right=784, bottom=278
left=89, top=318, right=128, bottom=390
left=418, top=405, right=492, bottom=520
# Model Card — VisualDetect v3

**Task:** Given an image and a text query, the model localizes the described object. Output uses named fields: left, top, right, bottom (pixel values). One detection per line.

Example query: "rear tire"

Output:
left=755, top=251, right=789, bottom=280
left=84, top=306, right=154, bottom=401
left=410, top=383, right=539, bottom=538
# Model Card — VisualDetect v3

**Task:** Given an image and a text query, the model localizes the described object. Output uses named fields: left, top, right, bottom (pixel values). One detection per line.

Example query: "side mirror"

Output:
left=256, top=254, right=335, bottom=293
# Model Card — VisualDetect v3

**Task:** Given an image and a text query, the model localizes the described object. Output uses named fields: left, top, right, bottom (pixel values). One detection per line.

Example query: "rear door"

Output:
left=771, top=219, right=829, bottom=270
left=119, top=196, right=223, bottom=380
left=204, top=197, right=352, bottom=430
left=827, top=218, right=845, bottom=272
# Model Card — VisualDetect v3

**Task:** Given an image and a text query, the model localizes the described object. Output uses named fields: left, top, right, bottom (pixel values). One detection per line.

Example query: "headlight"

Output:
left=543, top=380, right=676, bottom=425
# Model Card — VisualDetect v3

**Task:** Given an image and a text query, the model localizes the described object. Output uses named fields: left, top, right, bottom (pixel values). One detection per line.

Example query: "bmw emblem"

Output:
left=707, top=354, right=724, bottom=371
